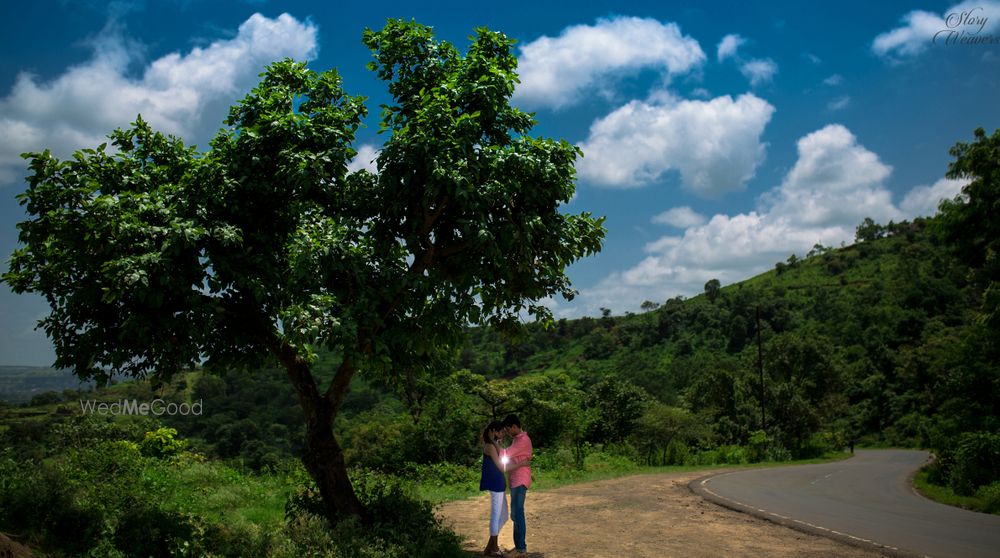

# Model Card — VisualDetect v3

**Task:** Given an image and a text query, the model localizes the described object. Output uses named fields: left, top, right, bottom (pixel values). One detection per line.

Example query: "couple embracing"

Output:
left=479, top=414, right=532, bottom=556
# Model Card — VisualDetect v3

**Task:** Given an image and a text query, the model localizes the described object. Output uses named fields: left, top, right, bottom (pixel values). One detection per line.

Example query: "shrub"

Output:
left=531, top=446, right=577, bottom=472
left=796, top=432, right=835, bottom=460
left=766, top=442, right=793, bottom=462
left=719, top=445, right=747, bottom=464
left=285, top=469, right=465, bottom=558
left=401, top=461, right=478, bottom=488
left=664, top=440, right=689, bottom=465
left=279, top=513, right=338, bottom=557
left=141, top=427, right=188, bottom=459
left=975, top=482, right=1000, bottom=514
left=747, top=430, right=768, bottom=463
left=948, top=431, right=1000, bottom=496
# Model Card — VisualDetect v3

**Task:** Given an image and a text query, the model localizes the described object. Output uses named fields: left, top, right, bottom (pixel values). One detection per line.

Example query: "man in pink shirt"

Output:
left=502, top=414, right=532, bottom=555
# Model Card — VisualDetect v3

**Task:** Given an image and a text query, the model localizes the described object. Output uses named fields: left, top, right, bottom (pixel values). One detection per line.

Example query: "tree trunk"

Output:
left=267, top=330, right=370, bottom=524
left=300, top=398, right=370, bottom=523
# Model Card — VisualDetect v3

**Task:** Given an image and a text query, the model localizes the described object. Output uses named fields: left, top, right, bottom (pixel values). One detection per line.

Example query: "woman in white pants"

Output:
left=479, top=421, right=508, bottom=556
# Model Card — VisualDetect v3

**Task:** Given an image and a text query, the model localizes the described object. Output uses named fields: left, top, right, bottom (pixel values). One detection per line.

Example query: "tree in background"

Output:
left=2, top=20, right=605, bottom=523
left=928, top=128, right=1000, bottom=491
left=704, top=278, right=721, bottom=303
left=937, top=127, right=1000, bottom=331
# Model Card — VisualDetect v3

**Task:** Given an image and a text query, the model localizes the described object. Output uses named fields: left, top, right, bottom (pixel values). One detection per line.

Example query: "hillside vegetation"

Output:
left=463, top=218, right=989, bottom=452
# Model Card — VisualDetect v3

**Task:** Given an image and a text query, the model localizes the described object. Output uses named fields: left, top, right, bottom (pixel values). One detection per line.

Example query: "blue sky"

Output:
left=2, top=0, right=999, bottom=366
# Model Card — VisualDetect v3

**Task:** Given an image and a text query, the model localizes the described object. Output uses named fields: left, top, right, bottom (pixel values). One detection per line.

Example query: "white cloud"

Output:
left=0, top=13, right=318, bottom=185
left=716, top=34, right=778, bottom=87
left=576, top=93, right=775, bottom=195
left=765, top=125, right=899, bottom=227
left=644, top=236, right=682, bottom=254
left=828, top=96, right=851, bottom=111
left=900, top=177, right=968, bottom=217
left=740, top=58, right=778, bottom=87
left=717, top=33, right=746, bottom=62
left=514, top=16, right=705, bottom=109
left=347, top=144, right=380, bottom=174
left=581, top=124, right=950, bottom=312
left=873, top=1, right=1000, bottom=59
left=652, top=206, right=707, bottom=228
left=823, top=74, right=844, bottom=86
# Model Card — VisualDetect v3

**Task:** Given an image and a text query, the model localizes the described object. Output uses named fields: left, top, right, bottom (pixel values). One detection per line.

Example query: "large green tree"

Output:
left=937, top=127, right=1000, bottom=331
left=2, top=20, right=605, bottom=522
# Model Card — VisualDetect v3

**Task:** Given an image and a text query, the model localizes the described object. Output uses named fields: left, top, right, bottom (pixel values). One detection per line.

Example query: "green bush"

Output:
left=401, top=461, right=478, bottom=487
left=0, top=439, right=201, bottom=555
left=664, top=440, right=689, bottom=465
left=196, top=518, right=279, bottom=558
left=285, top=469, right=465, bottom=558
left=975, top=482, right=1000, bottom=514
left=531, top=446, right=577, bottom=472
left=796, top=432, right=835, bottom=460
left=584, top=450, right=640, bottom=473
left=685, top=448, right=721, bottom=466
left=766, top=442, right=793, bottom=462
left=279, top=513, right=338, bottom=557
left=948, top=431, right=1000, bottom=495
left=746, top=430, right=768, bottom=463
left=141, top=427, right=188, bottom=459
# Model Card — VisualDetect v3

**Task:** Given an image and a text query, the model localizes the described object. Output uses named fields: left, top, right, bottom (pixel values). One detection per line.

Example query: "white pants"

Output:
left=489, top=490, right=509, bottom=536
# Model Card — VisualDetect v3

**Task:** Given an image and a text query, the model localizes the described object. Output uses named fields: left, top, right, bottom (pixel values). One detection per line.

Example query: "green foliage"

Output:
left=452, top=206, right=1000, bottom=472
left=632, top=403, right=706, bottom=466
left=704, top=278, right=722, bottom=303
left=747, top=429, right=769, bottom=463
left=140, top=426, right=187, bottom=459
left=286, top=470, right=464, bottom=558
left=931, top=431, right=1000, bottom=496
left=915, top=468, right=999, bottom=515
left=0, top=437, right=211, bottom=556
left=582, top=377, right=648, bottom=445
left=937, top=128, right=1000, bottom=330
left=976, top=482, right=1000, bottom=514
left=163, top=367, right=308, bottom=469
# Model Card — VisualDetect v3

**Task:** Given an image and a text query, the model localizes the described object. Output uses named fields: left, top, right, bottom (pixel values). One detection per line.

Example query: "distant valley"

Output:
left=0, top=366, right=93, bottom=404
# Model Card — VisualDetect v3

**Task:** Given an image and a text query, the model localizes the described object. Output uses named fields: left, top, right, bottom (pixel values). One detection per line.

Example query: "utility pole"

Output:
left=755, top=306, right=765, bottom=433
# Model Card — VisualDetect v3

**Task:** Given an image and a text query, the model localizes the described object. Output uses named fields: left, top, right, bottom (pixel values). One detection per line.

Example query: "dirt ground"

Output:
left=0, top=533, right=33, bottom=558
left=437, top=471, right=892, bottom=558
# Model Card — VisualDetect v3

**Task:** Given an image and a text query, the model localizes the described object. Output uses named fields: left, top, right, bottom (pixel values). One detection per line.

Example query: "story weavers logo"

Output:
left=934, top=7, right=1000, bottom=46
left=79, top=398, right=203, bottom=416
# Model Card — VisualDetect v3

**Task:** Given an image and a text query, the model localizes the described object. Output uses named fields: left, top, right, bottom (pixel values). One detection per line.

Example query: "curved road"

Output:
left=692, top=450, right=1000, bottom=558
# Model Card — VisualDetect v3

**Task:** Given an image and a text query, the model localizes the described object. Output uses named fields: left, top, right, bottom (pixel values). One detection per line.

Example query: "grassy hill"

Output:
left=459, top=218, right=992, bottom=451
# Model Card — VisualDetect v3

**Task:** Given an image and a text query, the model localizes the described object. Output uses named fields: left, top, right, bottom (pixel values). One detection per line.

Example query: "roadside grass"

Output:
left=913, top=469, right=1000, bottom=515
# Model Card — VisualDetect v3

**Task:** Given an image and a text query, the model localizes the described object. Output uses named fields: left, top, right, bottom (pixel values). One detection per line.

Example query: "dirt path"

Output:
left=437, top=471, right=892, bottom=558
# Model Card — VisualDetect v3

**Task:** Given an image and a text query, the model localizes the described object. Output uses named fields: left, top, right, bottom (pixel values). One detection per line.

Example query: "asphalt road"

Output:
left=693, top=450, right=1000, bottom=558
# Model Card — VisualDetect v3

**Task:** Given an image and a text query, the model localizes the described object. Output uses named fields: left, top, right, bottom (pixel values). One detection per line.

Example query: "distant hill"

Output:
left=0, top=366, right=93, bottom=404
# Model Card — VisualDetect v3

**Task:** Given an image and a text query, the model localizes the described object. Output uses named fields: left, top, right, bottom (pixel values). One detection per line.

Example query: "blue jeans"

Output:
left=510, top=485, right=527, bottom=551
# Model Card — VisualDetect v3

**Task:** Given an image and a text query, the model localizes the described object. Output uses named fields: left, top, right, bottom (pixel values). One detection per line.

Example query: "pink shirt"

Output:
left=504, top=431, right=533, bottom=489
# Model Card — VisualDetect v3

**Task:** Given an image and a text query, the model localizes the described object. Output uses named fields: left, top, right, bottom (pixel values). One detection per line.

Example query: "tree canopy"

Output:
left=937, top=127, right=1000, bottom=330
